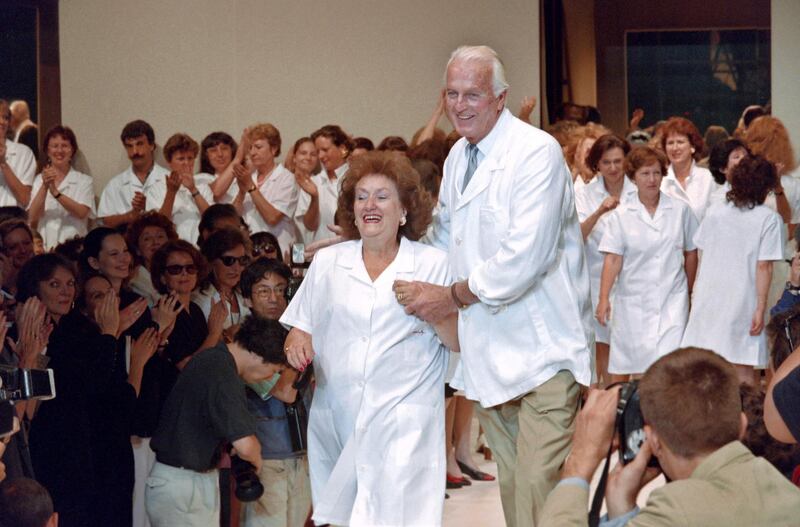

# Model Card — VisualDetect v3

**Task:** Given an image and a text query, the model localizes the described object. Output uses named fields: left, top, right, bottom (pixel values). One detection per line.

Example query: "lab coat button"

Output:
left=455, top=237, right=462, bottom=245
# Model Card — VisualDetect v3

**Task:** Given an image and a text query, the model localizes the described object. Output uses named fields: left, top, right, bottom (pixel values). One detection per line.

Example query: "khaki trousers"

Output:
left=241, top=457, right=312, bottom=527
left=475, top=370, right=580, bottom=527
left=145, top=461, right=220, bottom=527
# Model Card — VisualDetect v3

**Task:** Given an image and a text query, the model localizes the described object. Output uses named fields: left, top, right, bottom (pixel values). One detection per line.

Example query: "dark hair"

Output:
left=240, top=257, right=291, bottom=299
left=585, top=106, right=602, bottom=124
left=163, top=133, right=199, bottom=162
left=200, top=132, right=237, bottom=174
left=624, top=146, right=668, bottom=181
left=726, top=155, right=776, bottom=209
left=16, top=253, right=75, bottom=304
left=79, top=227, right=125, bottom=277
left=352, top=137, right=375, bottom=151
left=250, top=231, right=282, bottom=260
left=198, top=204, right=247, bottom=246
left=660, top=117, right=704, bottom=161
left=120, top=119, right=155, bottom=145
left=41, top=125, right=79, bottom=171
left=337, top=151, right=433, bottom=241
left=408, top=138, right=448, bottom=176
left=234, top=315, right=288, bottom=366
left=586, top=134, right=630, bottom=173
left=702, top=125, right=729, bottom=158
left=0, top=477, right=54, bottom=527
left=125, top=212, right=179, bottom=265
left=739, top=384, right=800, bottom=476
left=639, top=348, right=741, bottom=458
left=377, top=136, right=409, bottom=152
left=767, top=303, right=800, bottom=370
left=311, top=124, right=353, bottom=152
left=708, top=138, right=750, bottom=185
left=410, top=158, right=441, bottom=199
left=53, top=235, right=84, bottom=263
left=149, top=240, right=208, bottom=294
left=0, top=206, right=28, bottom=223
left=743, top=106, right=767, bottom=129
left=0, top=218, right=33, bottom=246
left=200, top=227, right=251, bottom=291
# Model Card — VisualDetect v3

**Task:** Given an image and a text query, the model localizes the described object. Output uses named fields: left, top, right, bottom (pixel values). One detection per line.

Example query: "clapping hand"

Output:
left=12, top=298, right=53, bottom=368
left=207, top=298, right=228, bottom=341
left=131, top=191, right=146, bottom=213
left=295, top=172, right=318, bottom=197
left=130, top=327, right=159, bottom=370
left=630, top=108, right=645, bottom=130
left=118, top=297, right=148, bottom=337
left=166, top=171, right=182, bottom=193
left=152, top=293, right=181, bottom=333
left=94, top=288, right=121, bottom=336
left=284, top=327, right=314, bottom=371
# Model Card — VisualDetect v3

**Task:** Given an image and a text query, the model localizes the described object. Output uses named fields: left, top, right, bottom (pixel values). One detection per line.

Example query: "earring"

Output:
left=400, top=215, right=407, bottom=226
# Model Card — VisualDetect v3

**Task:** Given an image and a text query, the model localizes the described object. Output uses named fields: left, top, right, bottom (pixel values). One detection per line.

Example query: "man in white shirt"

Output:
left=0, top=99, right=36, bottom=208
left=399, top=45, right=593, bottom=527
left=98, top=120, right=170, bottom=228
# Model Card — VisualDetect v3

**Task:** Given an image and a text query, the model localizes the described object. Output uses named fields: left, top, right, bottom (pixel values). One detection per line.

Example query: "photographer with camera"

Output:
left=145, top=314, right=288, bottom=527
left=540, top=348, right=800, bottom=526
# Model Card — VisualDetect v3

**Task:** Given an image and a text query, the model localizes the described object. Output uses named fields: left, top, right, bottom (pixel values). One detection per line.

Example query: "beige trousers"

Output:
left=475, top=370, right=580, bottom=527
left=145, top=461, right=220, bottom=527
left=240, top=457, right=312, bottom=527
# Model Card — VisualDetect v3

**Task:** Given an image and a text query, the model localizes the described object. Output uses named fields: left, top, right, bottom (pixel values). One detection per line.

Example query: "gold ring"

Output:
left=397, top=293, right=404, bottom=301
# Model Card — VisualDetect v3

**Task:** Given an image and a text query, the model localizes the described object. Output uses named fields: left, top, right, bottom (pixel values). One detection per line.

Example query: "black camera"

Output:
left=230, top=455, right=264, bottom=502
left=0, top=365, right=56, bottom=436
left=616, top=381, right=659, bottom=468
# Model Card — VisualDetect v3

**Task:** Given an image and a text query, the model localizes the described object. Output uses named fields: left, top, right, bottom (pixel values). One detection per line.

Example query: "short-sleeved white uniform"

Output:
left=599, top=192, right=698, bottom=374
left=169, top=173, right=215, bottom=244
left=0, top=139, right=36, bottom=207
left=661, top=162, right=715, bottom=222
left=681, top=201, right=784, bottom=367
left=574, top=175, right=637, bottom=343
left=241, top=164, right=298, bottom=253
left=294, top=164, right=347, bottom=244
left=280, top=237, right=449, bottom=527
left=97, top=164, right=170, bottom=219
left=30, top=168, right=96, bottom=249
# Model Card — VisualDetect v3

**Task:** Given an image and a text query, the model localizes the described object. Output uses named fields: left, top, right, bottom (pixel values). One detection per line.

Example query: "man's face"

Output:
left=445, top=60, right=506, bottom=144
left=248, top=273, right=288, bottom=321
left=241, top=357, right=283, bottom=384
left=124, top=134, right=155, bottom=171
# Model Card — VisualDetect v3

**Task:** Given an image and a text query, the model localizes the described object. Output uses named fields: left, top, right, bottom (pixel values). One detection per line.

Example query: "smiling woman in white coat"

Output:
left=281, top=152, right=458, bottom=527
left=596, top=146, right=698, bottom=379
left=681, top=156, right=784, bottom=385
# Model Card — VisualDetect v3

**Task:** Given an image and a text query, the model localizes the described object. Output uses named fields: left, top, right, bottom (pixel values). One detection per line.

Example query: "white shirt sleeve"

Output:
left=98, top=177, right=126, bottom=217
left=261, top=169, right=298, bottom=218
left=75, top=174, right=97, bottom=217
left=759, top=211, right=786, bottom=261
left=781, top=175, right=800, bottom=224
left=682, top=204, right=699, bottom=251
left=597, top=209, right=624, bottom=255
left=574, top=185, right=593, bottom=222
left=11, top=142, right=36, bottom=185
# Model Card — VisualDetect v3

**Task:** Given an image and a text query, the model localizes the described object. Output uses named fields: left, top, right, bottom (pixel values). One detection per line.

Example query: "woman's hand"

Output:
left=750, top=307, right=765, bottom=336
left=13, top=298, right=52, bottom=368
left=151, top=294, right=181, bottom=332
left=95, top=288, right=121, bottom=336
left=118, top=297, right=148, bottom=337
left=233, top=163, right=251, bottom=190
left=284, top=327, right=314, bottom=371
left=166, top=171, right=181, bottom=193
left=130, top=327, right=159, bottom=370
left=42, top=166, right=59, bottom=193
left=596, top=297, right=611, bottom=326
left=295, top=172, right=318, bottom=197
left=207, top=298, right=228, bottom=338
left=600, top=196, right=620, bottom=214
left=180, top=171, right=197, bottom=192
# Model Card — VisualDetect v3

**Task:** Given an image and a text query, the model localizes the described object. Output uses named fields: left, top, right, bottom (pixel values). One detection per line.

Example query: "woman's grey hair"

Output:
left=445, top=45, right=509, bottom=97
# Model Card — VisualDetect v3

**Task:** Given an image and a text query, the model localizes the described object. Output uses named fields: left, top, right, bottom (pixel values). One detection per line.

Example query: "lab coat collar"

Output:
left=590, top=174, right=637, bottom=201
left=337, top=237, right=415, bottom=284
left=122, top=163, right=166, bottom=190
left=630, top=191, right=672, bottom=228
left=456, top=109, right=511, bottom=209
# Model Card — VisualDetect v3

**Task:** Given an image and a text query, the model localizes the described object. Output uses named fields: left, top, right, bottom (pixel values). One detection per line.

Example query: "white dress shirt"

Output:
left=0, top=139, right=36, bottom=207
left=242, top=164, right=299, bottom=253
left=168, top=173, right=215, bottom=244
left=661, top=161, right=715, bottom=222
left=294, top=163, right=348, bottom=244
left=427, top=108, right=593, bottom=407
left=97, top=164, right=171, bottom=219
left=30, top=168, right=96, bottom=249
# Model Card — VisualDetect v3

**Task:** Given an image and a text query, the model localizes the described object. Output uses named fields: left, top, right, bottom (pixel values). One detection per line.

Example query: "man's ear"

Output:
left=738, top=412, right=749, bottom=441
left=48, top=511, right=59, bottom=527
left=645, top=424, right=661, bottom=457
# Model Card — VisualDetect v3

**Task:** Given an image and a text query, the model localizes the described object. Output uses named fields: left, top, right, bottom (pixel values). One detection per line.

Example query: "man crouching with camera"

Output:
left=145, top=315, right=288, bottom=527
left=541, top=347, right=800, bottom=526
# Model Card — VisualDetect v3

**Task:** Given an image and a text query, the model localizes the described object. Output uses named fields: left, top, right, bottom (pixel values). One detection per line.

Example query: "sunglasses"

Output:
left=253, top=244, right=278, bottom=255
left=165, top=264, right=198, bottom=276
left=219, top=255, right=250, bottom=267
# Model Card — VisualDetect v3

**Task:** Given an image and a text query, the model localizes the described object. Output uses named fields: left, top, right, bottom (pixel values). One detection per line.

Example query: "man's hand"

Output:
left=131, top=191, right=146, bottom=213
left=606, top=440, right=661, bottom=519
left=562, top=386, right=621, bottom=482
left=394, top=280, right=456, bottom=324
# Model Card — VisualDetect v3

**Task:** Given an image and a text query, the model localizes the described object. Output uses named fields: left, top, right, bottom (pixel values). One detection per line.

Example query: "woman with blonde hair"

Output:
left=564, top=122, right=611, bottom=190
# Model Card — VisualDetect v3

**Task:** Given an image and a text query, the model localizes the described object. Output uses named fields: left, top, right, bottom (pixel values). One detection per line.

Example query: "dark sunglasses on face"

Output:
left=254, top=244, right=278, bottom=255
left=165, top=264, right=199, bottom=276
left=219, top=255, right=250, bottom=267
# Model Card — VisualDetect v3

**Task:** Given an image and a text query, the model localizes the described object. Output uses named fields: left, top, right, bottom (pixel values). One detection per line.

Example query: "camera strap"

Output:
left=588, top=441, right=615, bottom=527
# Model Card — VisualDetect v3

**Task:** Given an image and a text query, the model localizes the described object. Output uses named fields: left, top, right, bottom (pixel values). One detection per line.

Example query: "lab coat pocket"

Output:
left=478, top=206, right=507, bottom=258
left=392, top=403, right=438, bottom=467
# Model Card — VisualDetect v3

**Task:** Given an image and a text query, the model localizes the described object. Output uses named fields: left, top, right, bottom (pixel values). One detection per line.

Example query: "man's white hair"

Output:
left=446, top=45, right=509, bottom=97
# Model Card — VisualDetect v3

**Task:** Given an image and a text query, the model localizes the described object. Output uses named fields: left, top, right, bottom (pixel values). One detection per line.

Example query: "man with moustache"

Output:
left=98, top=119, right=171, bottom=228
left=397, top=45, right=593, bottom=527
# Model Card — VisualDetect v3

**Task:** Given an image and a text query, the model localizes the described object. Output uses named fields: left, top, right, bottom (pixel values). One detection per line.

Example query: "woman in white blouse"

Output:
left=28, top=125, right=95, bottom=250
left=659, top=117, right=715, bottom=222
left=596, top=146, right=698, bottom=379
left=574, top=134, right=634, bottom=385
left=201, top=131, right=239, bottom=204
left=233, top=123, right=298, bottom=252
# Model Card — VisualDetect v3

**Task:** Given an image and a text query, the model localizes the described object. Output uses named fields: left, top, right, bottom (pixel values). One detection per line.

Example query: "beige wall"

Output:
left=772, top=0, right=800, bottom=159
left=59, top=0, right=540, bottom=193
left=563, top=0, right=596, bottom=106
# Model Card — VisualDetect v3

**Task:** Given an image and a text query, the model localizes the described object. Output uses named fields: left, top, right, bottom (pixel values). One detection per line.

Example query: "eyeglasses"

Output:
left=219, top=255, right=250, bottom=267
left=252, top=285, right=287, bottom=298
left=165, top=264, right=198, bottom=276
left=253, top=244, right=278, bottom=256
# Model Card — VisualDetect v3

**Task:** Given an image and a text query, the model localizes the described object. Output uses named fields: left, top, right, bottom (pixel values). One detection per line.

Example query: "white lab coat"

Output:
left=598, top=192, right=698, bottom=374
left=661, top=162, right=715, bottom=222
left=0, top=139, right=36, bottom=207
left=168, top=173, right=214, bottom=244
left=30, top=168, right=96, bottom=249
left=427, top=108, right=593, bottom=407
left=97, top=164, right=171, bottom=218
left=242, top=164, right=299, bottom=253
left=681, top=201, right=784, bottom=367
left=280, top=238, right=448, bottom=527
left=575, top=175, right=637, bottom=344
left=294, top=164, right=347, bottom=245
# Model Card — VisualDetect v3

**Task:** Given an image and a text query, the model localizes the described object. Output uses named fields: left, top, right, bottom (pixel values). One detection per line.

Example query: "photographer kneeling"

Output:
left=145, top=315, right=288, bottom=527
left=541, top=348, right=800, bottom=526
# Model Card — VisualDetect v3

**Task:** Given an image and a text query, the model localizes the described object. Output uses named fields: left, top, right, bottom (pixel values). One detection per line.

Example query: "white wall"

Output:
left=772, top=0, right=800, bottom=161
left=60, top=0, right=540, bottom=192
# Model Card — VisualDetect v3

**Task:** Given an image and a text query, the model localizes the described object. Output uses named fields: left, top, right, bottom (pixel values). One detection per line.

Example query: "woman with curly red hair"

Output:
left=682, top=156, right=784, bottom=385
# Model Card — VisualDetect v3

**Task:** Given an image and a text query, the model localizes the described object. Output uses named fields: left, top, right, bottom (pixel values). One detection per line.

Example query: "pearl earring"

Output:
left=400, top=216, right=407, bottom=226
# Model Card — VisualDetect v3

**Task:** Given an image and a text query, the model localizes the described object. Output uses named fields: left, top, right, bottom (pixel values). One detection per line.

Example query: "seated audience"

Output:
left=0, top=218, right=35, bottom=295
left=540, top=348, right=800, bottom=526
left=28, top=125, right=95, bottom=250
left=251, top=230, right=283, bottom=262
left=126, top=211, right=179, bottom=305
left=198, top=202, right=248, bottom=246
left=740, top=384, right=800, bottom=479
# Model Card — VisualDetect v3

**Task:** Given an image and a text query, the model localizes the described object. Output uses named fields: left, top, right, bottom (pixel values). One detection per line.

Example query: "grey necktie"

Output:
left=462, top=143, right=478, bottom=192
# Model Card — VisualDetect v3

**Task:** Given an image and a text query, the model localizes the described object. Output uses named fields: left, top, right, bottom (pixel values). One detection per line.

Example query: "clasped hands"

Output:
left=392, top=280, right=457, bottom=323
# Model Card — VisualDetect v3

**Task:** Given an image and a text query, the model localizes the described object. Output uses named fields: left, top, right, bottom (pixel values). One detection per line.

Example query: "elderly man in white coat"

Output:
left=397, top=45, right=594, bottom=527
